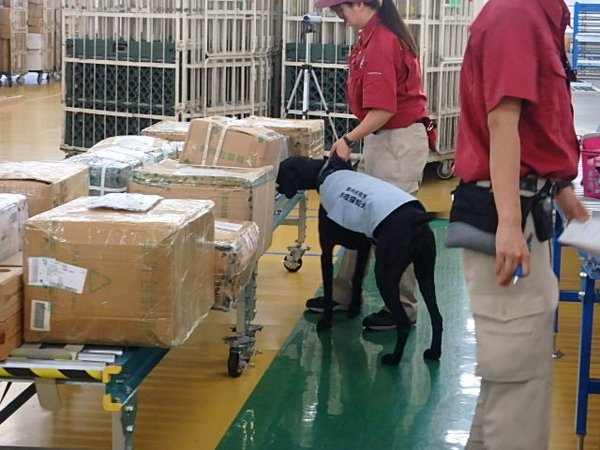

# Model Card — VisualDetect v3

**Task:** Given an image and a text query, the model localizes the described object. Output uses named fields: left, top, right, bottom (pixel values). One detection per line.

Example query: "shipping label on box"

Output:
left=23, top=196, right=216, bottom=347
left=181, top=117, right=287, bottom=176
left=91, top=135, right=178, bottom=161
left=213, top=219, right=259, bottom=311
left=0, top=161, right=89, bottom=217
left=129, top=161, right=275, bottom=255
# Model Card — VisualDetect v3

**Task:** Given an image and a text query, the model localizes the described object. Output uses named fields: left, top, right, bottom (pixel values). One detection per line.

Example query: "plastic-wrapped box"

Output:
left=92, top=135, right=178, bottom=161
left=23, top=195, right=215, bottom=347
left=180, top=116, right=288, bottom=176
left=233, top=116, right=324, bottom=159
left=141, top=120, right=191, bottom=143
left=0, top=161, right=89, bottom=217
left=65, top=147, right=150, bottom=195
left=213, top=219, right=260, bottom=311
left=0, top=267, right=23, bottom=360
left=129, top=161, right=275, bottom=255
left=0, top=193, right=27, bottom=262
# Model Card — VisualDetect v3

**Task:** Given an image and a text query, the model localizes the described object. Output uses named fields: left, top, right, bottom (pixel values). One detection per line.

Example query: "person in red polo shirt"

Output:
left=308, top=0, right=432, bottom=331
left=452, top=0, right=589, bottom=448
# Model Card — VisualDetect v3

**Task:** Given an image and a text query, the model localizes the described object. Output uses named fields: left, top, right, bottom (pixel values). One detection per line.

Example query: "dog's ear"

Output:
left=329, top=152, right=353, bottom=171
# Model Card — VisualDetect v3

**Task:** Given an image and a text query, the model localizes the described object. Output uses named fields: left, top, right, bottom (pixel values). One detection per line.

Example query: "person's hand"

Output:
left=495, top=223, right=530, bottom=286
left=331, top=137, right=351, bottom=161
left=556, top=184, right=591, bottom=223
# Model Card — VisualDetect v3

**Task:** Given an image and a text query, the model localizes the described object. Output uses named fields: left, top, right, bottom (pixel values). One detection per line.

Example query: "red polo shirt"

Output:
left=454, top=0, right=580, bottom=181
left=346, top=13, right=428, bottom=129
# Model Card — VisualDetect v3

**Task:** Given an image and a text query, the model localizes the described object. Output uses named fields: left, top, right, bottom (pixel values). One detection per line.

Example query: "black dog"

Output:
left=276, top=155, right=443, bottom=365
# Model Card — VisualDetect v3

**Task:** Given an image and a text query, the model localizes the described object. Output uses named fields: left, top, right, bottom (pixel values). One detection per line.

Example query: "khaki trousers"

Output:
left=332, top=124, right=429, bottom=320
left=463, top=218, right=557, bottom=450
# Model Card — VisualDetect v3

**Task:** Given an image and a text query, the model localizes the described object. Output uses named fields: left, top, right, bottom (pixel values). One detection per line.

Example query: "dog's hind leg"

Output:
left=373, top=250, right=414, bottom=366
left=347, top=243, right=371, bottom=318
left=317, top=242, right=335, bottom=332
left=413, top=225, right=443, bottom=360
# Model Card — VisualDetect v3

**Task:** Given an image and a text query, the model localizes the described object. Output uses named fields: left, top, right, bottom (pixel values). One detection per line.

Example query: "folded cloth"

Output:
left=558, top=217, right=600, bottom=258
left=445, top=221, right=496, bottom=256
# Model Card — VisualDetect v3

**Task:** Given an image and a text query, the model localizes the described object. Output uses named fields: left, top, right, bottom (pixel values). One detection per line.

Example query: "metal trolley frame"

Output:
left=0, top=189, right=309, bottom=449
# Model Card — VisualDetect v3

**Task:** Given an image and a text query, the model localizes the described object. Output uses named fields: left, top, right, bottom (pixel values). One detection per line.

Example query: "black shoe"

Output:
left=362, top=309, right=417, bottom=331
left=305, top=296, right=348, bottom=313
left=362, top=309, right=397, bottom=331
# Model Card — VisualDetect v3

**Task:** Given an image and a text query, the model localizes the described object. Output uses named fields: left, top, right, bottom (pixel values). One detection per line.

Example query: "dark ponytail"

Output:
left=365, top=0, right=419, bottom=55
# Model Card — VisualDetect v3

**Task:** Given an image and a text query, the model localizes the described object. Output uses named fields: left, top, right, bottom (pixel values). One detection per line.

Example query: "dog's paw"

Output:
left=423, top=348, right=441, bottom=360
left=347, top=304, right=361, bottom=318
left=316, top=318, right=332, bottom=332
left=381, top=353, right=402, bottom=366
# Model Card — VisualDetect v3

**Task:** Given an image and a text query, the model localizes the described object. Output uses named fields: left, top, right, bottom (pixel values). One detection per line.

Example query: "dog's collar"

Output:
left=316, top=159, right=333, bottom=185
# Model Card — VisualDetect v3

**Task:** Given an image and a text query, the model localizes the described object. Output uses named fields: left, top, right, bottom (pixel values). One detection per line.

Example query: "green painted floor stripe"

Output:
left=219, top=224, right=478, bottom=450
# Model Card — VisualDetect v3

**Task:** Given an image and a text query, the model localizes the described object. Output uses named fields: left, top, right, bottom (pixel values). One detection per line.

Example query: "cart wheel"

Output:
left=46, top=73, right=52, bottom=83
left=37, top=73, right=44, bottom=84
left=16, top=76, right=25, bottom=85
left=283, top=254, right=303, bottom=272
left=7, top=78, right=13, bottom=87
left=227, top=350, right=243, bottom=378
left=436, top=160, right=454, bottom=180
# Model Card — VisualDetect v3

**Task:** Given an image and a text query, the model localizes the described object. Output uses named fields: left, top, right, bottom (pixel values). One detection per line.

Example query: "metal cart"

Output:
left=0, top=189, right=310, bottom=449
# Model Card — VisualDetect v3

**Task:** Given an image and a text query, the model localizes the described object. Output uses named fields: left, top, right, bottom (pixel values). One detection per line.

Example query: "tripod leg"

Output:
left=284, top=69, right=306, bottom=116
left=310, top=69, right=339, bottom=141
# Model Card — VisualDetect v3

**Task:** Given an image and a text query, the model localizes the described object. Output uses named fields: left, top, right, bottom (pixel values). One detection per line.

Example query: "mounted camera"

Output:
left=302, top=14, right=323, bottom=23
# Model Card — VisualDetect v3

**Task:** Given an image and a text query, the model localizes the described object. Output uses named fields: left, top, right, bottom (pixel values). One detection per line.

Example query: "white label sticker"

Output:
left=30, top=300, right=51, bottom=331
left=28, top=257, right=88, bottom=294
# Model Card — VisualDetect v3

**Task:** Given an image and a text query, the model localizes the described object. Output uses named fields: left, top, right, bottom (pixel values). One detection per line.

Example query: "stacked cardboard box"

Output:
left=0, top=266, right=23, bottom=360
left=141, top=121, right=191, bottom=143
left=129, top=161, right=275, bottom=255
left=180, top=117, right=288, bottom=176
left=0, top=8, right=11, bottom=71
left=0, top=161, right=89, bottom=217
left=91, top=136, right=178, bottom=161
left=213, top=219, right=260, bottom=311
left=23, top=196, right=216, bottom=347
left=27, top=0, right=44, bottom=34
left=0, top=193, right=27, bottom=262
left=233, top=116, right=325, bottom=159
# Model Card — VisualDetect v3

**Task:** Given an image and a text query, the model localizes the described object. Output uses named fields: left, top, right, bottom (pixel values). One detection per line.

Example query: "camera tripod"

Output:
left=284, top=18, right=339, bottom=142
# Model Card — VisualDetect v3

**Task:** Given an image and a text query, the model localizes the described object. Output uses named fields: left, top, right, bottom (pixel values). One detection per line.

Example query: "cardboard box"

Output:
left=129, top=161, right=275, bottom=255
left=23, top=196, right=216, bottom=347
left=213, top=219, right=259, bottom=311
left=234, top=116, right=325, bottom=159
left=0, top=194, right=28, bottom=263
left=141, top=121, right=191, bottom=142
left=92, top=135, right=178, bottom=161
left=0, top=25, right=9, bottom=40
left=65, top=148, right=149, bottom=196
left=0, top=161, right=89, bottom=217
left=0, top=267, right=23, bottom=360
left=180, top=117, right=287, bottom=176
left=0, top=251, right=22, bottom=267
left=0, top=8, right=10, bottom=27
left=0, top=38, right=9, bottom=72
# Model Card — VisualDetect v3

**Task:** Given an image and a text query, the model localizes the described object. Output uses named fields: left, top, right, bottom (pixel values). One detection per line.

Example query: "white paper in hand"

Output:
left=558, top=217, right=600, bottom=258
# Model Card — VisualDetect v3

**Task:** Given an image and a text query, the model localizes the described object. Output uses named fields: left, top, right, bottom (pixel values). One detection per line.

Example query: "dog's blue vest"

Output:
left=320, top=171, right=418, bottom=238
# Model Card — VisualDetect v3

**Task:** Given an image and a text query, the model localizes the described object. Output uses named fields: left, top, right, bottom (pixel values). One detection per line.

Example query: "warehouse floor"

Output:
left=0, top=81, right=599, bottom=449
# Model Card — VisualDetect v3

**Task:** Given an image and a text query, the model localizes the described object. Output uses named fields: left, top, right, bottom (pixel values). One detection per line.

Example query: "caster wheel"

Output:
left=46, top=73, right=52, bottom=82
left=227, top=350, right=243, bottom=378
left=283, top=254, right=302, bottom=272
left=37, top=74, right=43, bottom=84
left=16, top=76, right=24, bottom=85
left=7, top=78, right=13, bottom=87
left=436, top=160, right=454, bottom=179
